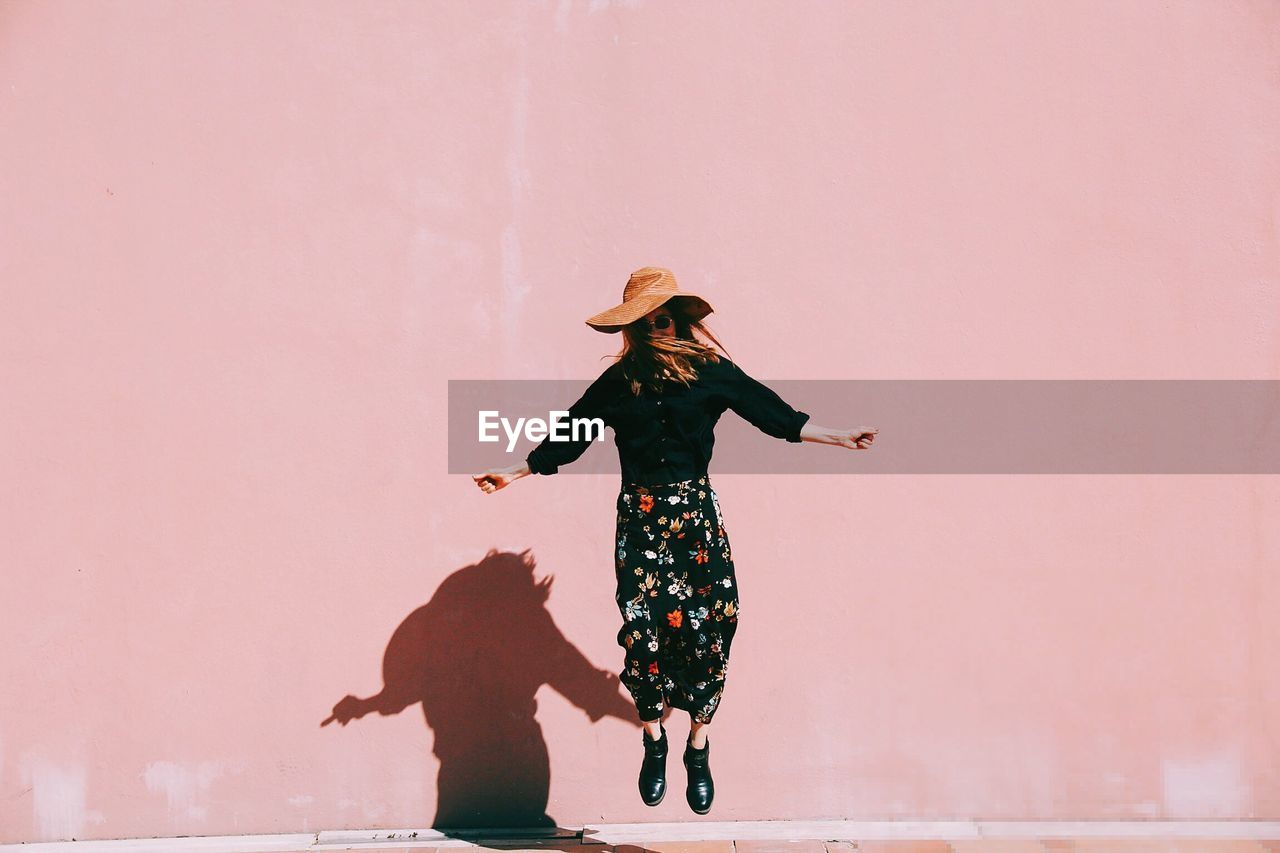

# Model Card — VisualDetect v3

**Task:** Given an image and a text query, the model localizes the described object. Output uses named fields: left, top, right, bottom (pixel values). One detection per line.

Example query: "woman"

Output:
left=473, top=266, right=876, bottom=814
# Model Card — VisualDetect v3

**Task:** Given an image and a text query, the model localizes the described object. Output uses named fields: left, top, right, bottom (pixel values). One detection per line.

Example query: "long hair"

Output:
left=607, top=297, right=734, bottom=396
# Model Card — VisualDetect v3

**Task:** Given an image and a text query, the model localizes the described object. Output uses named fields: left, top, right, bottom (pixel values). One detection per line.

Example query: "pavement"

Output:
left=279, top=840, right=1280, bottom=853
left=7, top=826, right=1280, bottom=852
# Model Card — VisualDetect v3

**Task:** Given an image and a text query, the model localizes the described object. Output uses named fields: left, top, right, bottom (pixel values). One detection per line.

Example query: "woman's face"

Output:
left=639, top=306, right=676, bottom=340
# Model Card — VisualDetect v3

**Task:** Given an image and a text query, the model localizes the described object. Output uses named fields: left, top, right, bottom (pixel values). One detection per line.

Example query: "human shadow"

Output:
left=322, top=547, right=645, bottom=830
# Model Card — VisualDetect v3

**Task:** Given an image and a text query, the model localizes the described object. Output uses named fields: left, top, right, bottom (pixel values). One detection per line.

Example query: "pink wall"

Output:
left=3, top=0, right=1279, bottom=843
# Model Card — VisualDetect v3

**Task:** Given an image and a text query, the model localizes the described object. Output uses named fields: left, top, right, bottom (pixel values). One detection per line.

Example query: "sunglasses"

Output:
left=639, top=315, right=674, bottom=331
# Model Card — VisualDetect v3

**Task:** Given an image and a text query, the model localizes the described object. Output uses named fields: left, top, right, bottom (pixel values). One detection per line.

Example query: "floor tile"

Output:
left=468, top=843, right=585, bottom=852
left=1036, top=842, right=1268, bottom=853
left=848, top=842, right=954, bottom=853
left=642, top=842, right=736, bottom=853
left=735, top=841, right=828, bottom=853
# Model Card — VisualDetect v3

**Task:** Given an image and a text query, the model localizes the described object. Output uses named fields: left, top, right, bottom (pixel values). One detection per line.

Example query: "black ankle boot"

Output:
left=638, top=723, right=667, bottom=806
left=683, top=735, right=713, bottom=814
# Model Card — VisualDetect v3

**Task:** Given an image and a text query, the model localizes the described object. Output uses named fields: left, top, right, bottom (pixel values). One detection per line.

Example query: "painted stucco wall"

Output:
left=2, top=0, right=1279, bottom=842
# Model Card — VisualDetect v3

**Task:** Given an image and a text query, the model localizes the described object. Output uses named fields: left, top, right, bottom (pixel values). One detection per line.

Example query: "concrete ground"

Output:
left=269, top=839, right=1280, bottom=853
left=7, top=825, right=1280, bottom=853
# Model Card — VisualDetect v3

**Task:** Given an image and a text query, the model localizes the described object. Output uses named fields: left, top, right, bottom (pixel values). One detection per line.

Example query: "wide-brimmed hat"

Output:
left=584, top=266, right=715, bottom=333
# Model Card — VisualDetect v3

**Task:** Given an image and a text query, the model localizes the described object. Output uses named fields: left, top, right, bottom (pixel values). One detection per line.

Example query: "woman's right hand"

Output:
left=473, top=463, right=529, bottom=494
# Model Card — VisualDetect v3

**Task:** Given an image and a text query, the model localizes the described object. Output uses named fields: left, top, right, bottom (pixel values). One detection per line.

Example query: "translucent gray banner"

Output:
left=449, top=380, right=1280, bottom=474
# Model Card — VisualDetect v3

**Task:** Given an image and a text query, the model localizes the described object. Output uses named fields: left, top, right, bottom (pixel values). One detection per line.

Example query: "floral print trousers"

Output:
left=613, top=475, right=739, bottom=725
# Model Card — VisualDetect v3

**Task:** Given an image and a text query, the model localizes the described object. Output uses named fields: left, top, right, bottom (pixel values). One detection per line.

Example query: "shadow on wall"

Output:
left=321, top=548, right=640, bottom=829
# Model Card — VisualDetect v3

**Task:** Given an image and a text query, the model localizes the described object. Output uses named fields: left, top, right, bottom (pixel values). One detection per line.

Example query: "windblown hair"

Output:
left=605, top=298, right=734, bottom=396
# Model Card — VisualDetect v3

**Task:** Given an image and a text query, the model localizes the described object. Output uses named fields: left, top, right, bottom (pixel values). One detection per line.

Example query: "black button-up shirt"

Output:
left=525, top=356, right=810, bottom=486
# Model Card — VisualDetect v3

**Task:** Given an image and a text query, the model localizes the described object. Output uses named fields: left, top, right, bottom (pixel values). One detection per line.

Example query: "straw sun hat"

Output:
left=584, top=266, right=715, bottom=333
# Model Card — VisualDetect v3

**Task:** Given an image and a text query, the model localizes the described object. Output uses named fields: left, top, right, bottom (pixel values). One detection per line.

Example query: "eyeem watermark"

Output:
left=478, top=410, right=607, bottom=453
left=452, top=379, right=1280, bottom=474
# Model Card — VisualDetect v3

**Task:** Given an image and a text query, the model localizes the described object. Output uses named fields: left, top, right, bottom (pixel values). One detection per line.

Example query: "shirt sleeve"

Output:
left=720, top=358, right=810, bottom=443
left=525, top=369, right=616, bottom=475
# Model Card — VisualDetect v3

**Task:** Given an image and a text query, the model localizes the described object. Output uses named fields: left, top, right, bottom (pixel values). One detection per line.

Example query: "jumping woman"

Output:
left=473, top=266, right=877, bottom=814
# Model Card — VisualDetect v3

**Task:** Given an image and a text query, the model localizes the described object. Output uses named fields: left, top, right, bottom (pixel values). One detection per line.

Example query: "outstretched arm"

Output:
left=721, top=358, right=812, bottom=442
left=721, top=359, right=876, bottom=450
left=475, top=367, right=616, bottom=493
left=474, top=461, right=534, bottom=494
left=799, top=420, right=878, bottom=449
